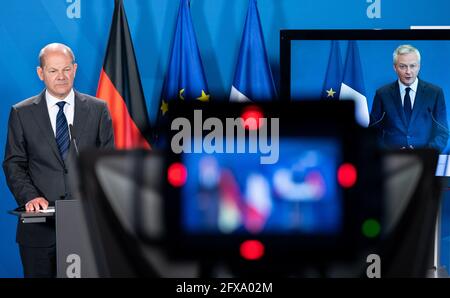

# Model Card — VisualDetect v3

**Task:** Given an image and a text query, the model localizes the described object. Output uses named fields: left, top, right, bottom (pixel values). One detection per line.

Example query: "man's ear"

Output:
left=73, top=63, right=78, bottom=78
left=37, top=66, right=44, bottom=81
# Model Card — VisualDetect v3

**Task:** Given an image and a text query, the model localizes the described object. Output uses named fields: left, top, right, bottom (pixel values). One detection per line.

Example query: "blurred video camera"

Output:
left=161, top=100, right=382, bottom=274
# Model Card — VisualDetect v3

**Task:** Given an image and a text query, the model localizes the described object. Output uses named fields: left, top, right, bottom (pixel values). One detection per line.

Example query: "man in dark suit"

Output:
left=2, top=43, right=115, bottom=277
left=369, top=44, right=449, bottom=152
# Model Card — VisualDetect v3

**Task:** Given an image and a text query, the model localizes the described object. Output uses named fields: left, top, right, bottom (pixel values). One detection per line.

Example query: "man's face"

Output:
left=394, top=53, right=420, bottom=86
left=37, top=51, right=77, bottom=99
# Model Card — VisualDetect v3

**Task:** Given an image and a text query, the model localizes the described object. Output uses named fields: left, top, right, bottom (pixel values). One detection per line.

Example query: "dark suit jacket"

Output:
left=3, top=90, right=115, bottom=247
left=369, top=79, right=449, bottom=152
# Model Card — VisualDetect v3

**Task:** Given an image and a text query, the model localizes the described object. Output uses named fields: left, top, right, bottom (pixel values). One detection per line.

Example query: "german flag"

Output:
left=96, top=0, right=151, bottom=149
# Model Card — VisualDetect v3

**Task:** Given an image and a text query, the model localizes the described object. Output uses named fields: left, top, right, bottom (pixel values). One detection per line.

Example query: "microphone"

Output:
left=428, top=108, right=449, bottom=133
left=69, top=124, right=79, bottom=156
left=368, top=112, right=386, bottom=128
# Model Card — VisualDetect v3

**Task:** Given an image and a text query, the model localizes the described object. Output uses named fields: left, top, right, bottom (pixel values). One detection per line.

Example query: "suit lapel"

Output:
left=31, top=91, right=64, bottom=166
left=73, top=91, right=89, bottom=144
left=409, top=80, right=426, bottom=125
left=390, top=82, right=408, bottom=129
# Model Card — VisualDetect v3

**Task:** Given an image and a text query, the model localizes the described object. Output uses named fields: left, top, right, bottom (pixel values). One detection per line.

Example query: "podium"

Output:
left=8, top=200, right=98, bottom=277
left=55, top=200, right=99, bottom=278
left=428, top=182, right=450, bottom=278
left=8, top=207, right=55, bottom=224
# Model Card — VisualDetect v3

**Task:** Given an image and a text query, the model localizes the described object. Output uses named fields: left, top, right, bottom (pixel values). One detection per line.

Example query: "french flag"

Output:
left=339, top=40, right=370, bottom=127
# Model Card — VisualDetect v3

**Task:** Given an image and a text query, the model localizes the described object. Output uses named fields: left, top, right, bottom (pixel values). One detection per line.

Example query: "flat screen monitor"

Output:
left=280, top=29, right=450, bottom=175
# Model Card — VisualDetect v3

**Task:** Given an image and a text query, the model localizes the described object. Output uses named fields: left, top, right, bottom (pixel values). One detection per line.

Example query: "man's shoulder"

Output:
left=12, top=92, right=44, bottom=110
left=419, top=79, right=443, bottom=93
left=75, top=92, right=108, bottom=108
left=376, top=82, right=396, bottom=94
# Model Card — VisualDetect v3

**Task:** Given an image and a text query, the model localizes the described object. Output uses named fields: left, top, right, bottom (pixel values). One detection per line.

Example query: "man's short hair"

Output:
left=393, top=44, right=421, bottom=65
left=39, top=43, right=76, bottom=68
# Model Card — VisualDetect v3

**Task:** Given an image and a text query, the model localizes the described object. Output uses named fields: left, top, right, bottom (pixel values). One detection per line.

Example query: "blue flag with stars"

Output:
left=322, top=40, right=343, bottom=100
left=230, top=0, right=277, bottom=102
left=158, top=0, right=209, bottom=120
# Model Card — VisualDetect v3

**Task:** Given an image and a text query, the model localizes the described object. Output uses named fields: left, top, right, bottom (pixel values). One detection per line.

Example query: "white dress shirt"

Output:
left=398, top=78, right=418, bottom=109
left=45, top=89, right=75, bottom=137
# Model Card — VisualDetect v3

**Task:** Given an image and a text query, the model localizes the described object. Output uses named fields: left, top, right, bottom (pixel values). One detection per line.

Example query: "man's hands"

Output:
left=25, top=197, right=49, bottom=212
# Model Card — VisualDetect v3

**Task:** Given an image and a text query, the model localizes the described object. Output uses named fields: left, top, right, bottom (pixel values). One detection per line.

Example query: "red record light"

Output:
left=337, top=163, right=357, bottom=188
left=240, top=240, right=265, bottom=261
left=240, top=105, right=265, bottom=130
left=168, top=163, right=187, bottom=187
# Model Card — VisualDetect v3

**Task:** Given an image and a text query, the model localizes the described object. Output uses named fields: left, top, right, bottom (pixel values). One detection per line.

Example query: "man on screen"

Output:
left=369, top=44, right=449, bottom=152
left=2, top=43, right=115, bottom=277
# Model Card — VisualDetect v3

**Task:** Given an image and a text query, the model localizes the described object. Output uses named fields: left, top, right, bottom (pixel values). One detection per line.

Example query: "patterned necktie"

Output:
left=404, top=87, right=412, bottom=124
left=55, top=101, right=70, bottom=160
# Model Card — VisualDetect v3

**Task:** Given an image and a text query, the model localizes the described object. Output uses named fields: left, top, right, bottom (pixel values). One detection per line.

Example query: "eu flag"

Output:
left=322, top=40, right=343, bottom=100
left=339, top=40, right=369, bottom=127
left=158, top=0, right=210, bottom=122
left=230, top=0, right=277, bottom=102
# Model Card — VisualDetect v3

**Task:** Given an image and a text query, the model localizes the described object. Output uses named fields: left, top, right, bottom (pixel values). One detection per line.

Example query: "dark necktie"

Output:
left=56, top=101, right=70, bottom=160
left=404, top=87, right=412, bottom=124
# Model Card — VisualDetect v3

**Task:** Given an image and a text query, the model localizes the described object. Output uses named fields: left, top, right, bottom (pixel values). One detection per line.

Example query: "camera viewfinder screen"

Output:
left=181, top=138, right=343, bottom=236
